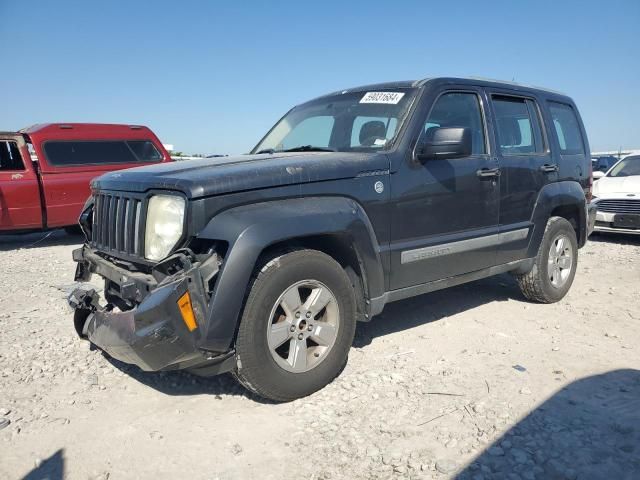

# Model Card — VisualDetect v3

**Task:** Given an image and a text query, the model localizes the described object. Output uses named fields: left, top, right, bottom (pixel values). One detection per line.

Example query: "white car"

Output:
left=592, top=155, right=640, bottom=234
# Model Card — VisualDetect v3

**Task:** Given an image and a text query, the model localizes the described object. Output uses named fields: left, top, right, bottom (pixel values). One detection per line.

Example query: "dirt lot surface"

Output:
left=1, top=231, right=639, bottom=480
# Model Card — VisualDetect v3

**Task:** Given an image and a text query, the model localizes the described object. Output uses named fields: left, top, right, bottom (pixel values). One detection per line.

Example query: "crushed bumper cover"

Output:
left=68, top=247, right=235, bottom=375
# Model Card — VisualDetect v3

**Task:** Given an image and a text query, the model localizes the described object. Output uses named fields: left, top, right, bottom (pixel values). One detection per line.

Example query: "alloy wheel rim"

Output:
left=548, top=234, right=573, bottom=288
left=266, top=280, right=340, bottom=373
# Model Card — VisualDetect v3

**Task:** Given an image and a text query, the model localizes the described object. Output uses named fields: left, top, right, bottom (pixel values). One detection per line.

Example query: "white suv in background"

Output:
left=592, top=155, right=640, bottom=234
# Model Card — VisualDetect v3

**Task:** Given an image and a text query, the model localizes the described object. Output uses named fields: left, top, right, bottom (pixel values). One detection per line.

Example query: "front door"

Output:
left=0, top=135, right=43, bottom=231
left=389, top=88, right=500, bottom=289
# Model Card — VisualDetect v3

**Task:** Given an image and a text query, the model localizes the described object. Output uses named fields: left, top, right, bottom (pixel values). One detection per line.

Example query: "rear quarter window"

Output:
left=548, top=102, right=585, bottom=155
left=43, top=140, right=162, bottom=166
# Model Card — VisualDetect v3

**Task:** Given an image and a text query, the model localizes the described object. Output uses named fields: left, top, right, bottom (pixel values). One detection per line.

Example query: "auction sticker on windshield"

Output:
left=360, top=92, right=405, bottom=104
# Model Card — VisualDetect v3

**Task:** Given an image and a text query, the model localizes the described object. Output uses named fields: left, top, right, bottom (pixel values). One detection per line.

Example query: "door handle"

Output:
left=476, top=168, right=501, bottom=178
left=540, top=164, right=558, bottom=173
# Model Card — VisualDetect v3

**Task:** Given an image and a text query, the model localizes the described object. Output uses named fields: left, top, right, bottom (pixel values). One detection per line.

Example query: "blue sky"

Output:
left=1, top=0, right=638, bottom=154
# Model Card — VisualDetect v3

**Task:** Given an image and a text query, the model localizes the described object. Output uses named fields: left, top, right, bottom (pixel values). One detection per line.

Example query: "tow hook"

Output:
left=68, top=288, right=99, bottom=338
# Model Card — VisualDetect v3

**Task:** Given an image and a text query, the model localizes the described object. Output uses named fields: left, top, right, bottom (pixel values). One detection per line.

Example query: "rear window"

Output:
left=548, top=102, right=585, bottom=155
left=0, top=141, right=25, bottom=171
left=43, top=140, right=162, bottom=166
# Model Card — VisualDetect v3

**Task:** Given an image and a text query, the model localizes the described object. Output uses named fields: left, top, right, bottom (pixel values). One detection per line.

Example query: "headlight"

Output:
left=145, top=194, right=185, bottom=261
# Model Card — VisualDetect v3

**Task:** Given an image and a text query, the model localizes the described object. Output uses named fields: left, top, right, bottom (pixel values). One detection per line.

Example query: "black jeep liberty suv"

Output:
left=69, top=77, right=592, bottom=401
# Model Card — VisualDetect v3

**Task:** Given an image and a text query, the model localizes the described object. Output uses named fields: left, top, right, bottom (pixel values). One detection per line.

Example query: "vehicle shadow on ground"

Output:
left=20, top=448, right=64, bottom=480
left=455, top=369, right=640, bottom=479
left=103, top=355, right=262, bottom=401
left=589, top=232, right=640, bottom=246
left=105, top=274, right=521, bottom=400
left=354, top=273, right=522, bottom=348
left=0, top=229, right=82, bottom=252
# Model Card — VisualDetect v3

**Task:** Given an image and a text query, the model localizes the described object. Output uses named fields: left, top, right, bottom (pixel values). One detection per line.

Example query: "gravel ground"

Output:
left=1, top=231, right=639, bottom=480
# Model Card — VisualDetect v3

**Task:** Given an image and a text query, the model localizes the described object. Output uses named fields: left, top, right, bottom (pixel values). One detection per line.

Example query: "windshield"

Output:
left=608, top=156, right=640, bottom=177
left=252, top=89, right=418, bottom=154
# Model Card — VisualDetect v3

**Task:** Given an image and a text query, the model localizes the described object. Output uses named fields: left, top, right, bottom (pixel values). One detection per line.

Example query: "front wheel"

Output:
left=516, top=216, right=578, bottom=303
left=233, top=250, right=356, bottom=402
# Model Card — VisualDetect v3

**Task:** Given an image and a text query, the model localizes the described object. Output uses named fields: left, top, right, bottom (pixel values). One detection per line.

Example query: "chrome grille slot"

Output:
left=596, top=199, right=640, bottom=214
left=91, top=192, right=144, bottom=257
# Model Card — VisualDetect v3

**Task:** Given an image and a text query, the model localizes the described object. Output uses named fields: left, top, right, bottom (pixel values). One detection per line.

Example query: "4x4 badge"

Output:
left=374, top=181, right=384, bottom=194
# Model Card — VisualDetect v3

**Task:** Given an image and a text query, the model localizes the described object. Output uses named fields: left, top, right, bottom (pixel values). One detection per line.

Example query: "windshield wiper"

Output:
left=255, top=145, right=335, bottom=154
left=282, top=145, right=335, bottom=153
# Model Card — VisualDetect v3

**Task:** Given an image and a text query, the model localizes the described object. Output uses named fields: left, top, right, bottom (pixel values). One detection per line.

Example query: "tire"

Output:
left=516, top=216, right=578, bottom=303
left=233, top=249, right=357, bottom=402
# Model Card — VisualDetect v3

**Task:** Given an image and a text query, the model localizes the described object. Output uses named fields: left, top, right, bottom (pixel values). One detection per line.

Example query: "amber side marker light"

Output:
left=178, top=292, right=198, bottom=331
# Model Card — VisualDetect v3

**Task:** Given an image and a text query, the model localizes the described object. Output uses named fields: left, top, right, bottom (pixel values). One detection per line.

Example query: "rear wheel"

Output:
left=233, top=250, right=356, bottom=402
left=516, top=216, right=578, bottom=303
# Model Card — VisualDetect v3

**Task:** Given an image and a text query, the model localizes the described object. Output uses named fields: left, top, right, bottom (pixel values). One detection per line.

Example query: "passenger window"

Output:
left=350, top=116, right=397, bottom=147
left=548, top=102, right=585, bottom=155
left=279, top=116, right=334, bottom=150
left=422, top=93, right=486, bottom=155
left=0, top=141, right=25, bottom=171
left=492, top=96, right=544, bottom=155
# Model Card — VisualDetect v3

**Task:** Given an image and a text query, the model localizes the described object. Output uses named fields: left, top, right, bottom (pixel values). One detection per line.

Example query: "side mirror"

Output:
left=416, top=127, right=472, bottom=162
left=592, top=170, right=605, bottom=180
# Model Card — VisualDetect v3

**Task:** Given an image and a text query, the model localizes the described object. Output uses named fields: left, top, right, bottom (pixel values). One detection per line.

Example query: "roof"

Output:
left=463, top=76, right=567, bottom=95
left=315, top=76, right=569, bottom=102
left=19, top=123, right=152, bottom=135
left=2, top=124, right=162, bottom=148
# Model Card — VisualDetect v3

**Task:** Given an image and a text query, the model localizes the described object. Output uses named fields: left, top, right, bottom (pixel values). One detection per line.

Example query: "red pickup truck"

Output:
left=0, top=123, right=171, bottom=233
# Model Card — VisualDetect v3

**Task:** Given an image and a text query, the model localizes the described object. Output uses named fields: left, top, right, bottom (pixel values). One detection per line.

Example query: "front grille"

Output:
left=596, top=199, right=640, bottom=214
left=91, top=192, right=145, bottom=257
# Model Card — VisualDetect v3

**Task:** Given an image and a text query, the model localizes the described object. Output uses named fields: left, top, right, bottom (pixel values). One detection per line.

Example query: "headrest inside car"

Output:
left=359, top=121, right=386, bottom=146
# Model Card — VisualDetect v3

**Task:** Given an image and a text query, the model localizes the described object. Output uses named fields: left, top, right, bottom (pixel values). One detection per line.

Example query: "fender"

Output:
left=195, top=196, right=384, bottom=352
left=528, top=181, right=587, bottom=258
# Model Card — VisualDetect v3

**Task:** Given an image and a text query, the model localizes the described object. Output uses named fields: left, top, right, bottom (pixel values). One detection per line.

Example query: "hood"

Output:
left=92, top=151, right=388, bottom=198
left=593, top=175, right=640, bottom=197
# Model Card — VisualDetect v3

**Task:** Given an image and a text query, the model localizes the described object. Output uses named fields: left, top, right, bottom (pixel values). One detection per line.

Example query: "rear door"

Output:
left=0, top=135, right=43, bottom=230
left=34, top=139, right=165, bottom=227
left=487, top=91, right=555, bottom=264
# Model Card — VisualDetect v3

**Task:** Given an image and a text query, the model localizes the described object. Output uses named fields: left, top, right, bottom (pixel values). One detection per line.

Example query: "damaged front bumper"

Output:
left=68, top=246, right=235, bottom=375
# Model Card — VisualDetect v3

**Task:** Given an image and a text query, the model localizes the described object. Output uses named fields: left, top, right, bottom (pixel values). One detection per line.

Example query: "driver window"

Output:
left=422, top=92, right=486, bottom=155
